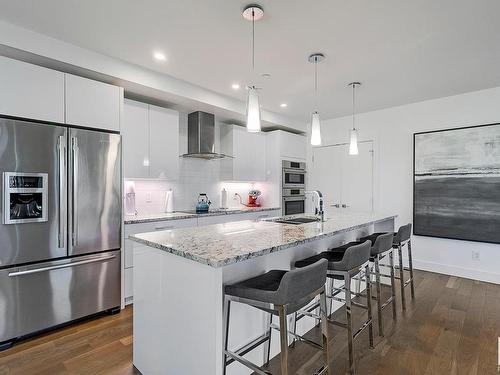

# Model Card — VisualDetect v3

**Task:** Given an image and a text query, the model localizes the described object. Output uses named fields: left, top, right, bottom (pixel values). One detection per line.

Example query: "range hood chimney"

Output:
left=181, top=111, right=231, bottom=159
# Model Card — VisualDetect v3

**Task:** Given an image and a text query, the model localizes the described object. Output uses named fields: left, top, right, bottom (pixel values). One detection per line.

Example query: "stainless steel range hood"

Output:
left=181, top=111, right=231, bottom=159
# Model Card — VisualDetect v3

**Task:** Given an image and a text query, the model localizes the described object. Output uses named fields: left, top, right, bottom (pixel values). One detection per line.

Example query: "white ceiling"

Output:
left=1, top=0, right=500, bottom=122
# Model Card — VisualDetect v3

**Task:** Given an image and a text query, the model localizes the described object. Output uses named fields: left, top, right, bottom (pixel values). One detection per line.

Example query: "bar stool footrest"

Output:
left=225, top=350, right=271, bottom=375
left=270, top=324, right=323, bottom=351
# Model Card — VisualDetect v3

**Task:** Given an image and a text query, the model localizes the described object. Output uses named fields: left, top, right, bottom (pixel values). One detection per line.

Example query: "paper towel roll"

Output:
left=221, top=188, right=228, bottom=209
left=165, top=189, right=174, bottom=213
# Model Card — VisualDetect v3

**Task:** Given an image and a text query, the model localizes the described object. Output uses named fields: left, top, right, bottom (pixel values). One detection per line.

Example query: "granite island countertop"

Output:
left=124, top=206, right=281, bottom=224
left=129, top=211, right=397, bottom=267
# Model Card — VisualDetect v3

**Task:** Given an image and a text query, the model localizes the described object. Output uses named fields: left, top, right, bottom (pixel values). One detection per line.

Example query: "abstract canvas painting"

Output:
left=413, top=123, right=500, bottom=243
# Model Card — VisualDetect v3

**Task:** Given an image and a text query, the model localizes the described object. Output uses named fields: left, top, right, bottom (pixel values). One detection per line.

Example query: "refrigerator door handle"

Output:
left=8, top=255, right=116, bottom=277
left=71, top=136, right=79, bottom=247
left=57, top=135, right=66, bottom=248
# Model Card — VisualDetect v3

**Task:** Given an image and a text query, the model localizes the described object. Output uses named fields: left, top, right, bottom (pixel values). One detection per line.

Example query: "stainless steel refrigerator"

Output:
left=0, top=117, right=121, bottom=348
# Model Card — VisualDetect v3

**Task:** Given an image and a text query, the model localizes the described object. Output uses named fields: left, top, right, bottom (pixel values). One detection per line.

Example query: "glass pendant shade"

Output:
left=310, top=112, right=322, bottom=146
left=246, top=87, right=261, bottom=133
left=349, top=128, right=359, bottom=155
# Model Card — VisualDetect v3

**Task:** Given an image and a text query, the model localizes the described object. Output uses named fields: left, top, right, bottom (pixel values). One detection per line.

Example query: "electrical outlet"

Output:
left=146, top=192, right=152, bottom=203
left=472, top=250, right=480, bottom=261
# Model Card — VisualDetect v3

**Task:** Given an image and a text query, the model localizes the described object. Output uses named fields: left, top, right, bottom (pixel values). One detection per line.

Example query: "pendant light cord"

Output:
left=252, top=9, right=255, bottom=73
left=314, top=57, right=318, bottom=110
left=352, top=83, right=356, bottom=131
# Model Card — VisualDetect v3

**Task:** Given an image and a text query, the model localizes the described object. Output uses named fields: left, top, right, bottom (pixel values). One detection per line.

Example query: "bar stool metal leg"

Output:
left=408, top=240, right=416, bottom=299
left=319, top=288, right=332, bottom=375
left=365, top=264, right=374, bottom=349
left=374, top=256, right=383, bottom=336
left=264, top=313, right=273, bottom=366
left=329, top=278, right=334, bottom=316
left=222, top=296, right=231, bottom=375
left=389, top=249, right=397, bottom=320
left=278, top=305, right=289, bottom=375
left=344, top=273, right=355, bottom=374
left=397, top=244, right=406, bottom=311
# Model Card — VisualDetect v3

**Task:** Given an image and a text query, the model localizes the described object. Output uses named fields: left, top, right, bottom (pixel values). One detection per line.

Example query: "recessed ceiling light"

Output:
left=231, top=83, right=240, bottom=90
left=153, top=51, right=167, bottom=62
left=280, top=103, right=288, bottom=108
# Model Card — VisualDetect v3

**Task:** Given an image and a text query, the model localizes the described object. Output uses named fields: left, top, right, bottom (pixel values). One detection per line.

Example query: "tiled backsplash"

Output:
left=126, top=160, right=272, bottom=215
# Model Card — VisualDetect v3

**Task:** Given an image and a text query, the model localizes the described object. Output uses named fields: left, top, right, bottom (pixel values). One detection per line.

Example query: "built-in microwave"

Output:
left=282, top=160, right=306, bottom=189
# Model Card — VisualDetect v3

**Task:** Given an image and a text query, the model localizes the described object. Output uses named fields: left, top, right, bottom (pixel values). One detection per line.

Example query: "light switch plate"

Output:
left=146, top=192, right=152, bottom=203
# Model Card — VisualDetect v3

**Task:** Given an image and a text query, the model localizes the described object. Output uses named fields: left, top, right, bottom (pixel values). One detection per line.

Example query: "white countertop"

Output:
left=129, top=211, right=397, bottom=267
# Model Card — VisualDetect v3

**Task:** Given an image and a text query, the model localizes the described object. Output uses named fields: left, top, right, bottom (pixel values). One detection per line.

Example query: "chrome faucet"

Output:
left=306, top=190, right=325, bottom=222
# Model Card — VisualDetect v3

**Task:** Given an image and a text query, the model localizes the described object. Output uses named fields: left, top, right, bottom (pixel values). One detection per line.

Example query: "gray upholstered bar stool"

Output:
left=358, top=232, right=397, bottom=336
left=360, top=224, right=415, bottom=311
left=222, top=259, right=331, bottom=375
left=392, top=223, right=415, bottom=310
left=294, top=241, right=374, bottom=375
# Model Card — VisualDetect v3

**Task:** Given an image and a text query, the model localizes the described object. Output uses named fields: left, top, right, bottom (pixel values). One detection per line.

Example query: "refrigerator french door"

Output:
left=0, top=117, right=121, bottom=346
left=68, top=128, right=121, bottom=256
left=0, top=119, right=67, bottom=266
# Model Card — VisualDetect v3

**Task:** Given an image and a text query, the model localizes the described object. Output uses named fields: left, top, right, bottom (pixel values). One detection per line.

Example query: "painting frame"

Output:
left=413, top=122, right=500, bottom=244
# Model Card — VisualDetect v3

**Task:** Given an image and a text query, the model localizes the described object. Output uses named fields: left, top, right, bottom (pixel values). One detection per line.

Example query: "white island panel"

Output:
left=132, top=212, right=396, bottom=375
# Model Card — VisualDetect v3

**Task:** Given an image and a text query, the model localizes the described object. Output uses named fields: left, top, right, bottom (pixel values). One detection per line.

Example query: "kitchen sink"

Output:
left=273, top=217, right=320, bottom=225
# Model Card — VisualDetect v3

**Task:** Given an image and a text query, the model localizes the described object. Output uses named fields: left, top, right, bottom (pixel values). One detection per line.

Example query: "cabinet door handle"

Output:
left=9, top=255, right=116, bottom=277
left=155, top=225, right=174, bottom=231
left=57, top=135, right=66, bottom=248
left=71, top=136, right=79, bottom=247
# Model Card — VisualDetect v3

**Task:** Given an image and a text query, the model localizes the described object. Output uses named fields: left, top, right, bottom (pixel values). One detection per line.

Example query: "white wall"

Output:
left=308, top=86, right=500, bottom=284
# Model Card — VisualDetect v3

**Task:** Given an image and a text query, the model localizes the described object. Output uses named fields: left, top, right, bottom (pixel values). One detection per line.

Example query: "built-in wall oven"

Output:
left=282, top=160, right=306, bottom=188
left=282, top=161, right=306, bottom=215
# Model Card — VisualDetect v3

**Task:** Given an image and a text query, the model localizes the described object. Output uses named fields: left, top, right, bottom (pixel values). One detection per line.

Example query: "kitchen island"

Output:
left=129, top=211, right=396, bottom=375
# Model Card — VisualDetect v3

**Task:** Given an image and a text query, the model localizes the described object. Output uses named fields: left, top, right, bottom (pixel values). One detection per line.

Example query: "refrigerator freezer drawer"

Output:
left=0, top=250, right=121, bottom=343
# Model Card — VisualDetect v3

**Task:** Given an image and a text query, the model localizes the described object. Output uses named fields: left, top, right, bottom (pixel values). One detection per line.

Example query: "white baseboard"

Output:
left=412, top=259, right=500, bottom=284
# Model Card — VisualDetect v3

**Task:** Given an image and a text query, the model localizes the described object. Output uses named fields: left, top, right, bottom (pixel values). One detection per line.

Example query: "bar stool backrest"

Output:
left=337, top=240, right=371, bottom=271
left=394, top=223, right=412, bottom=243
left=372, top=232, right=394, bottom=256
left=276, top=259, right=328, bottom=306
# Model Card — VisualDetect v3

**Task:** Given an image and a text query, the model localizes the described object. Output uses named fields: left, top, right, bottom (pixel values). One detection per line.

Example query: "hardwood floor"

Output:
left=0, top=270, right=499, bottom=374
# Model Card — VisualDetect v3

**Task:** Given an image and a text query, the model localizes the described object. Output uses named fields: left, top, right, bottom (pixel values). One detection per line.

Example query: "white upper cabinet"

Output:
left=149, top=105, right=179, bottom=179
left=122, top=99, right=179, bottom=180
left=0, top=56, right=65, bottom=123
left=122, top=99, right=150, bottom=179
left=276, top=130, right=307, bottom=160
left=65, top=74, right=121, bottom=131
left=220, top=124, right=266, bottom=182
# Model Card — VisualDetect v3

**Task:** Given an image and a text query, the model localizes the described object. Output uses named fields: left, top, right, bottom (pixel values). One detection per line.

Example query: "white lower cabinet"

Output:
left=123, top=217, right=197, bottom=304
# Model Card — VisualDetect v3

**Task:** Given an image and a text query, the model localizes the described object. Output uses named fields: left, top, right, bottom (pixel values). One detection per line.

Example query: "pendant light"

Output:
left=348, top=82, right=361, bottom=155
left=243, top=5, right=264, bottom=133
left=309, top=53, right=325, bottom=146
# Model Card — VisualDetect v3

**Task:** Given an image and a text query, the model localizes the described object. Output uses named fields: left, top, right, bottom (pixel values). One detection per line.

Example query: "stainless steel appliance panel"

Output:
left=282, top=169, right=306, bottom=188
left=0, top=250, right=120, bottom=342
left=3, top=172, right=49, bottom=224
left=68, top=128, right=121, bottom=256
left=0, top=118, right=67, bottom=266
left=283, top=195, right=306, bottom=215
left=282, top=160, right=306, bottom=170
